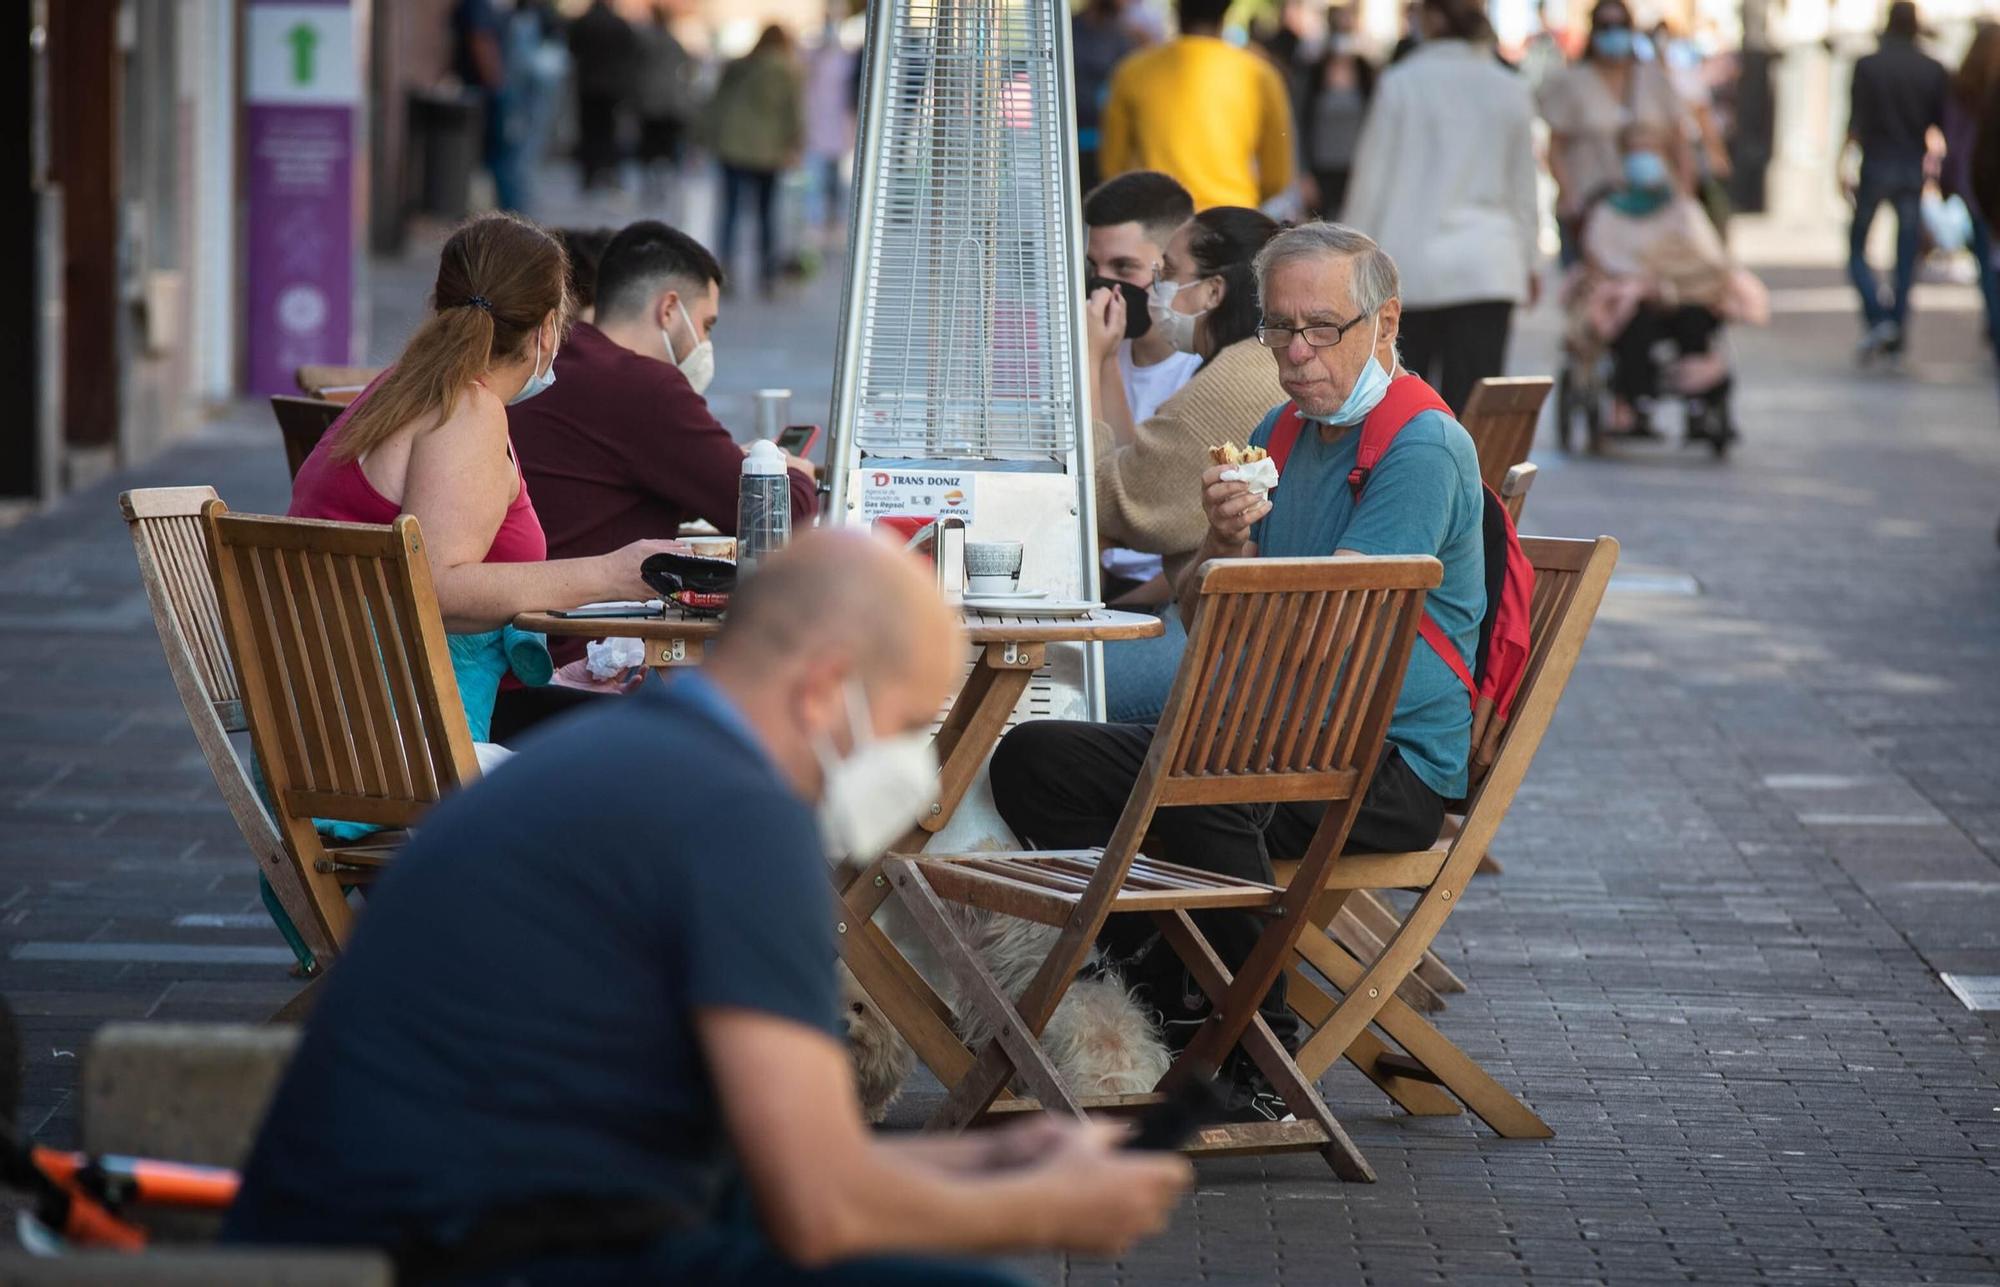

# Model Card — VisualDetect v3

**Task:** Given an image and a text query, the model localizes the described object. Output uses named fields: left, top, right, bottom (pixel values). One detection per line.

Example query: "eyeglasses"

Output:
left=1254, top=312, right=1370, bottom=350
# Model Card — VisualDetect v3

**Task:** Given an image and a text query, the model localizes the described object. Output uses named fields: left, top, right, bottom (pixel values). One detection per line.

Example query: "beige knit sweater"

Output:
left=1094, top=338, right=1287, bottom=591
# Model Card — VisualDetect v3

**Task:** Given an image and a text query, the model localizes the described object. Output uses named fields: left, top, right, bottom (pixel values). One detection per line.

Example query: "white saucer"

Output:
left=955, top=588, right=1046, bottom=601
left=962, top=599, right=1104, bottom=618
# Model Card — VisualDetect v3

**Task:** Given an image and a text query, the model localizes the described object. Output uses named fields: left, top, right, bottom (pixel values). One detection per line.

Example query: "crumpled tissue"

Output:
left=586, top=635, right=647, bottom=681
left=1220, top=456, right=1281, bottom=500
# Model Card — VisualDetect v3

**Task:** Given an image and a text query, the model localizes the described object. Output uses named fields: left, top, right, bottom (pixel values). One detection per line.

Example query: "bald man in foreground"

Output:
left=223, top=531, right=1190, bottom=1284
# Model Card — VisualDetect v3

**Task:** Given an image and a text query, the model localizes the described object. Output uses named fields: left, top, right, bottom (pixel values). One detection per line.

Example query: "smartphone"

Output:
left=1122, top=1076, right=1224, bottom=1151
left=548, top=601, right=663, bottom=619
left=776, top=423, right=821, bottom=458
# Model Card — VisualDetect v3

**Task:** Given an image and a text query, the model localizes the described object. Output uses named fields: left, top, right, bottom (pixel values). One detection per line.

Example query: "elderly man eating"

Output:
left=989, top=222, right=1486, bottom=1120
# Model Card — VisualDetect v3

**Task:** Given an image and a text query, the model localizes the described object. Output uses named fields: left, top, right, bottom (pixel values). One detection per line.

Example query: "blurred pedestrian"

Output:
left=451, top=0, right=527, bottom=212
left=1344, top=0, right=1539, bottom=414
left=1099, top=0, right=1295, bottom=211
left=1943, top=22, right=2000, bottom=359
left=505, top=1, right=569, bottom=212
left=1389, top=2, right=1423, bottom=64
left=1073, top=0, right=1141, bottom=191
left=1842, top=1, right=1947, bottom=366
left=1538, top=0, right=1693, bottom=267
left=1652, top=20, right=1734, bottom=235
left=569, top=0, right=639, bottom=192
left=709, top=25, right=805, bottom=298
left=633, top=4, right=698, bottom=209
left=1296, top=5, right=1375, bottom=219
left=802, top=12, right=857, bottom=240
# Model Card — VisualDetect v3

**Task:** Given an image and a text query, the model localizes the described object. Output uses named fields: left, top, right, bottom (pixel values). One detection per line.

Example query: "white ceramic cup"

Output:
left=964, top=540, right=1024, bottom=595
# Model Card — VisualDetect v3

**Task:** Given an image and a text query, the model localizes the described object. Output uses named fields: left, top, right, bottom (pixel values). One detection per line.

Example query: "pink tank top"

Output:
left=288, top=375, right=547, bottom=565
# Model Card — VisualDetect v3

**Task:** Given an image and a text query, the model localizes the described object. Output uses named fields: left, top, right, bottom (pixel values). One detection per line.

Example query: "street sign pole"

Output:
left=242, top=0, right=360, bottom=397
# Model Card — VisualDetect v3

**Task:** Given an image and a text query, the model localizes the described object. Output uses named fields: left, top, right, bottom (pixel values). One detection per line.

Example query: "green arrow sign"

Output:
left=285, top=22, right=319, bottom=86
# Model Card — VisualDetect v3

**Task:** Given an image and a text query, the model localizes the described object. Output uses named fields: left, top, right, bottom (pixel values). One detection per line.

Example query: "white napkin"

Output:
left=1220, top=456, right=1281, bottom=499
left=585, top=635, right=647, bottom=681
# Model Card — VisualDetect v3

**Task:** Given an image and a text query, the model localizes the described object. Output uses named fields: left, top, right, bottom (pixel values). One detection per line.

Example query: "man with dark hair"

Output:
left=503, top=220, right=818, bottom=737
left=1844, top=0, right=1947, bottom=364
left=1099, top=0, right=1295, bottom=210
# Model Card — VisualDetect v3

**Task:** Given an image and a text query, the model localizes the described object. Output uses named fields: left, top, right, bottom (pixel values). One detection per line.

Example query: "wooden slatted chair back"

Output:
left=204, top=502, right=477, bottom=837
left=269, top=396, right=344, bottom=480
left=1154, top=556, right=1441, bottom=810
left=1457, top=536, right=1618, bottom=844
left=121, top=487, right=335, bottom=962
left=1460, top=377, right=1552, bottom=493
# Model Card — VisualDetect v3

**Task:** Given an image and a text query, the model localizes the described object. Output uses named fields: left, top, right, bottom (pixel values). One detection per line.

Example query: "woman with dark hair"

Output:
left=1083, top=206, right=1286, bottom=723
left=1537, top=0, right=1693, bottom=265
left=1297, top=5, right=1376, bottom=218
left=289, top=213, right=674, bottom=740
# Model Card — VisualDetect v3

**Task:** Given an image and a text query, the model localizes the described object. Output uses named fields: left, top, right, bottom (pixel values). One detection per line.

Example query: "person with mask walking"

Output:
left=504, top=221, right=819, bottom=739
left=1085, top=206, right=1287, bottom=725
left=1296, top=5, right=1376, bottom=219
left=1842, top=1, right=1949, bottom=364
left=1538, top=0, right=1692, bottom=266
left=223, top=530, right=1193, bottom=1283
left=1342, top=0, right=1540, bottom=414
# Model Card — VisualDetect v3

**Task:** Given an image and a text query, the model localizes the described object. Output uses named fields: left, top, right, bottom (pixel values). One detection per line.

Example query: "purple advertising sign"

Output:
left=243, top=1, right=360, bottom=396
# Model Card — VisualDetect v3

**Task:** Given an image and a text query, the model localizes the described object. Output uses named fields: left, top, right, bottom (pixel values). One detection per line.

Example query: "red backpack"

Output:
left=1267, top=375, right=1535, bottom=783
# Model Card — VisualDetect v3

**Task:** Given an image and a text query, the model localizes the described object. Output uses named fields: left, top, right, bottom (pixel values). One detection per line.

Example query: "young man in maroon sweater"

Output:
left=501, top=221, right=819, bottom=739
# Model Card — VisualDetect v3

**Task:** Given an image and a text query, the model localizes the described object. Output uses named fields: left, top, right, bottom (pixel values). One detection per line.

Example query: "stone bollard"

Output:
left=82, top=1023, right=301, bottom=1169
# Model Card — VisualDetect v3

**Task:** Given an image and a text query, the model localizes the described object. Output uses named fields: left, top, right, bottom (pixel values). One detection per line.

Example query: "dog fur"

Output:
left=839, top=961, right=914, bottom=1123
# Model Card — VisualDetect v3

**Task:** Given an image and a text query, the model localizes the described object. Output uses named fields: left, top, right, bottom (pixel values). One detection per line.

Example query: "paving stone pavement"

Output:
left=2, top=203, right=1997, bottom=1283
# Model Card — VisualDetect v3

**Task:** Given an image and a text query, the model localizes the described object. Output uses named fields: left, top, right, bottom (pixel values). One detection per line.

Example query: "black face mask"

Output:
left=1085, top=276, right=1152, bottom=340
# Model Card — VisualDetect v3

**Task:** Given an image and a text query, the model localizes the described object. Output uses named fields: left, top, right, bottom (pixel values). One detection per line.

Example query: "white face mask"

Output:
left=812, top=680, right=939, bottom=861
left=665, top=302, right=716, bottom=396
left=1147, top=276, right=1211, bottom=355
left=508, top=330, right=558, bottom=405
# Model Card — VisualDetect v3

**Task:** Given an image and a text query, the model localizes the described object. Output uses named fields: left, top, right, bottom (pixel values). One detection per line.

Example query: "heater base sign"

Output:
left=858, top=469, right=976, bottom=524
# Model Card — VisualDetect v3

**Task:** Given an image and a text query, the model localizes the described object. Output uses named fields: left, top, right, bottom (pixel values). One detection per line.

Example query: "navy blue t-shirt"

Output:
left=223, top=674, right=838, bottom=1247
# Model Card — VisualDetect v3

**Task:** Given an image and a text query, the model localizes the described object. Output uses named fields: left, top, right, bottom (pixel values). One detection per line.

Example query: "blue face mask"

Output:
left=1623, top=150, right=1671, bottom=191
left=1330, top=314, right=1391, bottom=426
left=1592, top=27, right=1635, bottom=58
left=508, top=331, right=558, bottom=406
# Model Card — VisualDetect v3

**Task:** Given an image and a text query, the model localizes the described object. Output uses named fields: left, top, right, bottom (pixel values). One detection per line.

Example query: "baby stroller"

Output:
left=1556, top=188, right=1767, bottom=459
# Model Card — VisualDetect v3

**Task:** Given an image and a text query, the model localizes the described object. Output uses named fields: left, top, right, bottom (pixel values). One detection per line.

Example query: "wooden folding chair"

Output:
left=887, top=555, right=1442, bottom=1181
left=1499, top=460, right=1537, bottom=524
left=204, top=502, right=478, bottom=955
left=1460, top=376, right=1552, bottom=493
left=1277, top=535, right=1618, bottom=1143
left=294, top=364, right=381, bottom=404
left=121, top=487, right=338, bottom=969
left=269, top=397, right=344, bottom=480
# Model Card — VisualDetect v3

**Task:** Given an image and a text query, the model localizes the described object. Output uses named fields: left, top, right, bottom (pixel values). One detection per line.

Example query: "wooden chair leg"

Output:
left=1346, top=892, right=1467, bottom=997
left=1295, top=928, right=1550, bottom=1139
left=1285, top=964, right=1462, bottom=1118
left=1156, top=911, right=1374, bottom=1182
left=1475, top=850, right=1503, bottom=875
left=886, top=861, right=1085, bottom=1127
left=1330, top=905, right=1449, bottom=1013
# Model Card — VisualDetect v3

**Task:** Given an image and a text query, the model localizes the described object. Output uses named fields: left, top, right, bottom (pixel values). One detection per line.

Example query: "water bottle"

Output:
left=737, top=439, right=791, bottom=574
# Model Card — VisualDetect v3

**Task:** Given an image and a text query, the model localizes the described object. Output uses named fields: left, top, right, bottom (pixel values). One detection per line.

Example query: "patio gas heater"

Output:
left=825, top=0, right=1101, bottom=847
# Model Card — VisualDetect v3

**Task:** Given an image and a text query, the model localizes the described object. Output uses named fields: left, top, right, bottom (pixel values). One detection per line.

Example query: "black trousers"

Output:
left=718, top=164, right=780, bottom=291
left=1396, top=300, right=1514, bottom=416
left=489, top=685, right=614, bottom=748
left=1611, top=303, right=1721, bottom=403
left=576, top=93, right=623, bottom=188
left=989, top=721, right=1445, bottom=1053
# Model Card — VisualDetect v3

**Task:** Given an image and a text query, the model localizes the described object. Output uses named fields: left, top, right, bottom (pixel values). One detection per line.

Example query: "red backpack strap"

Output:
left=1266, top=402, right=1306, bottom=474
left=1417, top=614, right=1477, bottom=700
left=1347, top=375, right=1452, bottom=502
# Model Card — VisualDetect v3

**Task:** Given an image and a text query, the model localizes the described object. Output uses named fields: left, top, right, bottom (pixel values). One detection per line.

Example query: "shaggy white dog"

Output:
left=838, top=961, right=914, bottom=1123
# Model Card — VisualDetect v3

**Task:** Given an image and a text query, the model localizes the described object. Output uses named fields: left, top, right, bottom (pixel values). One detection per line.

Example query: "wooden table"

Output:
left=518, top=605, right=1165, bottom=1089
left=514, top=605, right=1164, bottom=850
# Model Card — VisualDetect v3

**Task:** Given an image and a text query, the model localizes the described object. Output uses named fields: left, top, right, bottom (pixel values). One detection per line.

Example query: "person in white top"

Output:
left=1083, top=171, right=1200, bottom=597
left=1340, top=0, right=1541, bottom=413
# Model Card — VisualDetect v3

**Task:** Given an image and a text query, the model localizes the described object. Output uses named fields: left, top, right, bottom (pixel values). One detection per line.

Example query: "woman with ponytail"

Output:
left=289, top=213, right=678, bottom=744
